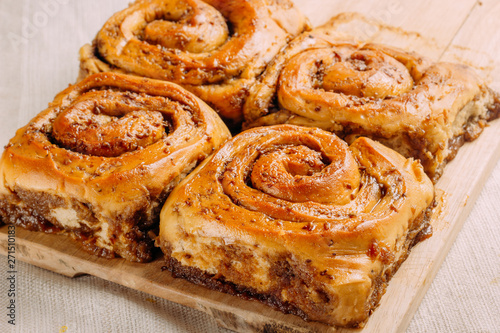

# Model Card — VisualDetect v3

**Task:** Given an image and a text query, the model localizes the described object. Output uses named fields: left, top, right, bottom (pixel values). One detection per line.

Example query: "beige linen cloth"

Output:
left=0, top=1, right=498, bottom=332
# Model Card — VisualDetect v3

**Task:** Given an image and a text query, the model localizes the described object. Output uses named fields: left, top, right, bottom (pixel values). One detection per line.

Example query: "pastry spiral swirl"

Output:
left=243, top=20, right=500, bottom=181
left=78, top=0, right=310, bottom=127
left=0, top=72, right=230, bottom=262
left=159, top=125, right=434, bottom=326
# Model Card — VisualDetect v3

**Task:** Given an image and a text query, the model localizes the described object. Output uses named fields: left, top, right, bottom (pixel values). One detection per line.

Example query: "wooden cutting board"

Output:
left=1, top=1, right=499, bottom=332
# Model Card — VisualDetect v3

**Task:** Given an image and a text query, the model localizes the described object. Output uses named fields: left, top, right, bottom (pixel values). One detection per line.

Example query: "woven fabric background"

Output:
left=0, top=1, right=498, bottom=332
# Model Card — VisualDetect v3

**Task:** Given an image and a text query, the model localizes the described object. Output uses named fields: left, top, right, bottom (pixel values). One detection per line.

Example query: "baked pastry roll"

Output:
left=243, top=20, right=500, bottom=181
left=158, top=125, right=435, bottom=327
left=0, top=72, right=230, bottom=262
left=78, top=0, right=310, bottom=128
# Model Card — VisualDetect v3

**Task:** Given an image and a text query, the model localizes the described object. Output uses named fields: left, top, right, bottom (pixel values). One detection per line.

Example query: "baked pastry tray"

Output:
left=2, top=7, right=500, bottom=331
left=1, top=117, right=499, bottom=333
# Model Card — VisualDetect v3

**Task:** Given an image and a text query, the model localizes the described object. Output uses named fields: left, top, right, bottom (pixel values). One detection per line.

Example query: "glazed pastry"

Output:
left=243, top=19, right=500, bottom=181
left=78, top=0, right=310, bottom=128
left=0, top=72, right=230, bottom=262
left=158, top=125, right=435, bottom=327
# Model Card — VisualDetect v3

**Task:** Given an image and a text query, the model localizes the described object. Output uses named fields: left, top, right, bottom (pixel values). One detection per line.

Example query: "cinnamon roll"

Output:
left=243, top=19, right=500, bottom=181
left=158, top=125, right=435, bottom=327
left=0, top=72, right=231, bottom=262
left=78, top=0, right=310, bottom=128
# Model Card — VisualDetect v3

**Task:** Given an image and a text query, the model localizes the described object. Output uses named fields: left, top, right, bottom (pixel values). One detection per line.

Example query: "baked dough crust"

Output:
left=0, top=72, right=230, bottom=262
left=243, top=17, right=500, bottom=181
left=78, top=0, right=310, bottom=128
left=158, top=124, right=434, bottom=327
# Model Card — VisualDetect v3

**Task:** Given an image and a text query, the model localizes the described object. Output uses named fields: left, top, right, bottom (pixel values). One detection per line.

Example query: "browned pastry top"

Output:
left=244, top=32, right=483, bottom=133
left=79, top=0, right=310, bottom=126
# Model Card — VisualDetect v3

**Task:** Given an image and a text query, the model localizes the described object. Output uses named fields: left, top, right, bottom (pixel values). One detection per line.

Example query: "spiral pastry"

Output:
left=243, top=20, right=500, bottom=181
left=78, top=0, right=310, bottom=128
left=158, top=125, right=434, bottom=327
left=0, top=73, right=231, bottom=262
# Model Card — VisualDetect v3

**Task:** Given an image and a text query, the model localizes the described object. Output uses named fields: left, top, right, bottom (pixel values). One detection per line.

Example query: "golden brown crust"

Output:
left=0, top=72, right=231, bottom=262
left=78, top=0, right=310, bottom=128
left=158, top=124, right=434, bottom=326
left=242, top=17, right=500, bottom=181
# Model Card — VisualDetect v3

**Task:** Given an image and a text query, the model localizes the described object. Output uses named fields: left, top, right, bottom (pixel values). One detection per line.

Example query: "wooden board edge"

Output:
left=0, top=227, right=335, bottom=333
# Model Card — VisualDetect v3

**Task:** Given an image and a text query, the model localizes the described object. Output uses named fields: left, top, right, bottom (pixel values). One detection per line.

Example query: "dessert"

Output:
left=78, top=0, right=310, bottom=128
left=0, top=72, right=230, bottom=262
left=158, top=124, right=435, bottom=327
left=243, top=18, right=500, bottom=181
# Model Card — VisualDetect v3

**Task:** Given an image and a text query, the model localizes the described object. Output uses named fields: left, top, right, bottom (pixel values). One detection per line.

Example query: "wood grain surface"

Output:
left=1, top=0, right=499, bottom=332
